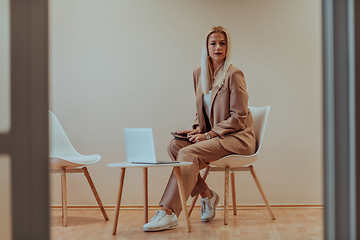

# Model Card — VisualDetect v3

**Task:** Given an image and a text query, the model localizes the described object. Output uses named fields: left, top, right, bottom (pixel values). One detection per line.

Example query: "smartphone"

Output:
left=171, top=131, right=189, bottom=140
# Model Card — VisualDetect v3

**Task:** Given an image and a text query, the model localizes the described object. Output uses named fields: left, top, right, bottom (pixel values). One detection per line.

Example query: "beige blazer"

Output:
left=192, top=65, right=256, bottom=155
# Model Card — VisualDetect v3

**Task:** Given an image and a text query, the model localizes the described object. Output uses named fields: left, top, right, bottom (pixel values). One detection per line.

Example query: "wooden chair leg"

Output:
left=113, top=168, right=126, bottom=235
left=230, top=171, right=237, bottom=215
left=188, top=166, right=210, bottom=216
left=174, top=166, right=191, bottom=232
left=61, top=167, right=68, bottom=227
left=224, top=167, right=229, bottom=225
left=61, top=173, right=64, bottom=218
left=249, top=165, right=275, bottom=220
left=82, top=167, right=109, bottom=221
left=143, top=167, right=148, bottom=223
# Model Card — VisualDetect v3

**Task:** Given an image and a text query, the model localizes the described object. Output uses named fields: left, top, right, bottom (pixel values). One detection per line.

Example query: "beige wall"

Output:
left=49, top=0, right=322, bottom=207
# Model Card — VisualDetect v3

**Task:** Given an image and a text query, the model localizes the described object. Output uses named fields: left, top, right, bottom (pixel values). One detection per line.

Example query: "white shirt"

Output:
left=203, top=90, right=212, bottom=119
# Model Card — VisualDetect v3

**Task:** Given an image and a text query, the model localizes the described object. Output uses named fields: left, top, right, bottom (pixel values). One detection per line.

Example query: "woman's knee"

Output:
left=167, top=139, right=187, bottom=161
left=177, top=147, right=198, bottom=163
left=167, top=139, right=177, bottom=161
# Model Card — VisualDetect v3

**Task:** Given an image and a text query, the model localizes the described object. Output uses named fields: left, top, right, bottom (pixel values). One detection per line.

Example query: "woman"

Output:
left=143, top=26, right=256, bottom=232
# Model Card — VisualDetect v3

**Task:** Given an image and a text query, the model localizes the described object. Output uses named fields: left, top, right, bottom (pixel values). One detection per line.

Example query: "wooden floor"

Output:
left=51, top=207, right=323, bottom=240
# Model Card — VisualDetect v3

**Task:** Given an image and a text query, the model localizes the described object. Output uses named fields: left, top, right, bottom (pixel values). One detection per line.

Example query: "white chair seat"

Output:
left=50, top=154, right=101, bottom=169
left=209, top=154, right=258, bottom=169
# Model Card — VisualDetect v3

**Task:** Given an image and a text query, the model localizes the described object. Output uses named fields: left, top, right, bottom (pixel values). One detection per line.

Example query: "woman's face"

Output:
left=207, top=32, right=227, bottom=65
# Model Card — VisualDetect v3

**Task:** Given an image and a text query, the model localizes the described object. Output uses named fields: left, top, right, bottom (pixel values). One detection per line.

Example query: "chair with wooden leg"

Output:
left=188, top=106, right=275, bottom=225
left=49, top=111, right=109, bottom=227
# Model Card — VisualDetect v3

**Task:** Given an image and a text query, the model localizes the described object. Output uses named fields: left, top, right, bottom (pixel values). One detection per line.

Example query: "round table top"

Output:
left=107, top=161, right=193, bottom=168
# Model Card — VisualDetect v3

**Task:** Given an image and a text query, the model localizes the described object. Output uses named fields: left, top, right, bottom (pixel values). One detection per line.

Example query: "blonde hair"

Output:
left=200, top=26, right=232, bottom=94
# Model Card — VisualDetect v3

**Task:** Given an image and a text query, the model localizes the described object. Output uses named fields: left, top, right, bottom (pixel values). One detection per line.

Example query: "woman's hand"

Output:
left=189, top=133, right=206, bottom=143
left=188, top=126, right=203, bottom=143
left=177, top=126, right=200, bottom=137
left=177, top=126, right=205, bottom=143
left=175, top=130, right=193, bottom=139
left=189, top=130, right=218, bottom=143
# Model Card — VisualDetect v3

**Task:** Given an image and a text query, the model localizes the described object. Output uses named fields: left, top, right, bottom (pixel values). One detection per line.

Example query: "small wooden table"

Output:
left=108, top=162, right=192, bottom=235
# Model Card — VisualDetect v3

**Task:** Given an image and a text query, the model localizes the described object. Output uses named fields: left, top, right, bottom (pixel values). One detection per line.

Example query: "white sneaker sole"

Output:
left=143, top=222, right=179, bottom=232
left=201, top=193, right=220, bottom=222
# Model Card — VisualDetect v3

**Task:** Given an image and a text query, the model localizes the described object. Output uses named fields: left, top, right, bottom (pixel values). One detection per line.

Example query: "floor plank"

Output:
left=51, top=207, right=323, bottom=240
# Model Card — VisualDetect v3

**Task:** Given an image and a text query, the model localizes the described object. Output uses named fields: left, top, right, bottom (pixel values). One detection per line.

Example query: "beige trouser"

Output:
left=159, top=137, right=233, bottom=217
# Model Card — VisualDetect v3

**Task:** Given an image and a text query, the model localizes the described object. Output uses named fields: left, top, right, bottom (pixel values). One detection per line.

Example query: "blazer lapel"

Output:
left=209, top=85, right=221, bottom=126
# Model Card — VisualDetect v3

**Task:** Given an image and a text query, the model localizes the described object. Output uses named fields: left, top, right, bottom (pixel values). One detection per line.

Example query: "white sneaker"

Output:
left=143, top=210, right=178, bottom=232
left=200, top=190, right=219, bottom=222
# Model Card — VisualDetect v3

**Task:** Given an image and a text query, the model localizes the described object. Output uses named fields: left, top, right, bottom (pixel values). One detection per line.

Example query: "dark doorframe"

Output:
left=0, top=0, right=49, bottom=239
left=356, top=1, right=360, bottom=238
left=323, top=0, right=359, bottom=239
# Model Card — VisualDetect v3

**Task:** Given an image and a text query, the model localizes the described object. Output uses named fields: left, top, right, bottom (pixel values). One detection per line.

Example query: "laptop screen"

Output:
left=123, top=128, right=157, bottom=163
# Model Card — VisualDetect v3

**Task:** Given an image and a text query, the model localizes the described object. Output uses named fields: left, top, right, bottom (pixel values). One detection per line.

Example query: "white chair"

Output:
left=188, top=106, right=275, bottom=225
left=49, top=111, right=109, bottom=227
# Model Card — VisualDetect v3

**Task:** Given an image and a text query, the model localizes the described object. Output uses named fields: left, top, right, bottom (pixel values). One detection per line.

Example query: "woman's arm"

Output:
left=211, top=70, right=249, bottom=138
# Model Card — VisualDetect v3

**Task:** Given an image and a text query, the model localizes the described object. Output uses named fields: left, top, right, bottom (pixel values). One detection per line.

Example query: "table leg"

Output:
left=143, top=167, right=148, bottom=223
left=112, top=168, right=126, bottom=235
left=174, top=166, right=191, bottom=232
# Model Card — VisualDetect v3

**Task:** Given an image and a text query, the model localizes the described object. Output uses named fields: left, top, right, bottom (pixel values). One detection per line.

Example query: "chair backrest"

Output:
left=248, top=106, right=270, bottom=155
left=49, top=111, right=80, bottom=158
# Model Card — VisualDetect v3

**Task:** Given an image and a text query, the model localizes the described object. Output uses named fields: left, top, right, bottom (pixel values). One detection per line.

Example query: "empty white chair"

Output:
left=189, top=106, right=275, bottom=225
left=49, top=111, right=109, bottom=226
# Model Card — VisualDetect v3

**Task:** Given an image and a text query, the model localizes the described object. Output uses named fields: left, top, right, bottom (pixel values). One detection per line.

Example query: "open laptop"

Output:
left=123, top=128, right=179, bottom=164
